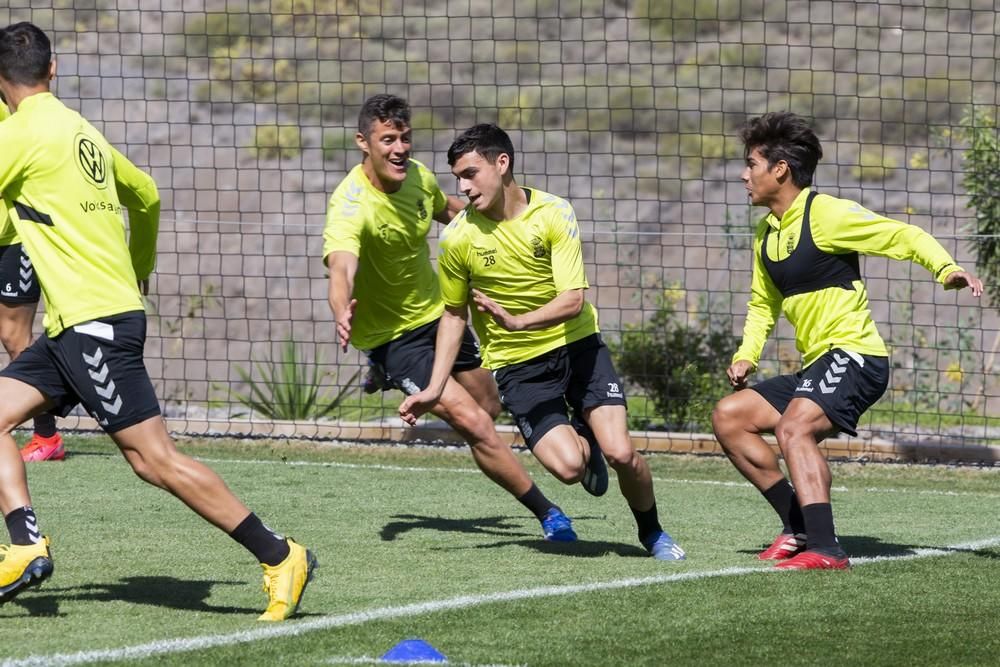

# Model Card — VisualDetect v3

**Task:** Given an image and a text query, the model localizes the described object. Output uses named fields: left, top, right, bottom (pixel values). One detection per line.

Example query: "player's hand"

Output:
left=943, top=270, right=984, bottom=297
left=399, top=389, right=440, bottom=426
left=471, top=288, right=522, bottom=331
left=727, top=360, right=755, bottom=389
left=336, top=298, right=357, bottom=352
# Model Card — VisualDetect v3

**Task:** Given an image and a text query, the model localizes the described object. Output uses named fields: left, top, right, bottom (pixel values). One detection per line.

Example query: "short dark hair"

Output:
left=447, top=123, right=516, bottom=170
left=357, top=94, right=410, bottom=137
left=0, top=23, right=52, bottom=87
left=740, top=112, right=823, bottom=188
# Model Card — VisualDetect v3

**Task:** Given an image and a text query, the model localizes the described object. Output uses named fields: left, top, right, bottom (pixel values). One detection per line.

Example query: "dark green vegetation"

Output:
left=232, top=339, right=360, bottom=420
left=614, top=291, right=738, bottom=431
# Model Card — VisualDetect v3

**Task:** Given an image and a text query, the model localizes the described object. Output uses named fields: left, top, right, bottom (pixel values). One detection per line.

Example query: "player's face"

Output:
left=357, top=120, right=412, bottom=191
left=741, top=148, right=784, bottom=207
left=451, top=150, right=507, bottom=218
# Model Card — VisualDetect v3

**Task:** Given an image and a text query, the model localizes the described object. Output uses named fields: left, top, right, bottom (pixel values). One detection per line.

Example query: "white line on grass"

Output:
left=5, top=536, right=999, bottom=667
left=199, top=457, right=485, bottom=475
left=197, top=456, right=1000, bottom=499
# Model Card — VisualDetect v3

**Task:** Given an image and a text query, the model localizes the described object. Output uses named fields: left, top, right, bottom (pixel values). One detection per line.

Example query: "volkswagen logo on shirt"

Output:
left=76, top=134, right=108, bottom=189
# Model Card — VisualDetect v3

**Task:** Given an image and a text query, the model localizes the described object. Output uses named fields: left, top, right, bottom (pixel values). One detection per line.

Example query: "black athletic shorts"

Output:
left=366, top=317, right=482, bottom=395
left=751, top=348, right=889, bottom=436
left=0, top=310, right=162, bottom=433
left=493, top=333, right=627, bottom=449
left=0, top=243, right=40, bottom=304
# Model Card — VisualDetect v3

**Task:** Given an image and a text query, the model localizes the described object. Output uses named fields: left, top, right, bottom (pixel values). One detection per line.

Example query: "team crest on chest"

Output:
left=785, top=233, right=796, bottom=255
left=417, top=200, right=427, bottom=221
left=530, top=236, right=546, bottom=258
left=377, top=222, right=392, bottom=242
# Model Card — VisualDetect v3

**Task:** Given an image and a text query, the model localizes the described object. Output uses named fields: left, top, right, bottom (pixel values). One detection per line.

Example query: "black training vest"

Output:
left=760, top=191, right=861, bottom=298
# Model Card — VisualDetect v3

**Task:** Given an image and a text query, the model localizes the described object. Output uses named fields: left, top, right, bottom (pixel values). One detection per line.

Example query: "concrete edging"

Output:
left=57, top=415, right=1000, bottom=465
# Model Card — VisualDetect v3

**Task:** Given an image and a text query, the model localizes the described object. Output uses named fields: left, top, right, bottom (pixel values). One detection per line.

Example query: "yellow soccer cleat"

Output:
left=0, top=537, right=54, bottom=604
left=258, top=538, right=317, bottom=621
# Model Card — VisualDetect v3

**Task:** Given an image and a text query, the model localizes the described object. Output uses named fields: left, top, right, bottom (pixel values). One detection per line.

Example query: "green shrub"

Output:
left=233, top=339, right=359, bottom=420
left=956, top=105, right=1000, bottom=401
left=613, top=293, right=738, bottom=431
left=323, top=128, right=354, bottom=162
left=253, top=124, right=302, bottom=160
left=850, top=147, right=899, bottom=182
left=958, top=106, right=1000, bottom=309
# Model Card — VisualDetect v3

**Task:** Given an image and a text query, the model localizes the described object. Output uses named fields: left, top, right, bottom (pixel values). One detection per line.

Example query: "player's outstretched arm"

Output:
left=399, top=305, right=468, bottom=424
left=943, top=270, right=984, bottom=297
left=326, top=251, right=359, bottom=352
left=471, top=287, right=583, bottom=332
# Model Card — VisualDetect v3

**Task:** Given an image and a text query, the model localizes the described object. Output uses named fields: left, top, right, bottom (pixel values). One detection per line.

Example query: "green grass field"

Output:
left=2, top=434, right=999, bottom=666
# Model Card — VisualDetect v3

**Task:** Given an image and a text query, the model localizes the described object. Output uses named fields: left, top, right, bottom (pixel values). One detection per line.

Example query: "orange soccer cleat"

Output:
left=20, top=433, right=65, bottom=462
left=758, top=532, right=807, bottom=560
left=774, top=549, right=850, bottom=570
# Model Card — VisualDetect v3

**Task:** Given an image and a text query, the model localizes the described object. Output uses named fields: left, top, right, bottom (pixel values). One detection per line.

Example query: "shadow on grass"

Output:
left=381, top=513, right=650, bottom=558
left=2, top=590, right=63, bottom=617
left=964, top=546, right=1000, bottom=560
left=839, top=535, right=922, bottom=557
left=381, top=514, right=535, bottom=541
left=456, top=537, right=649, bottom=559
left=10, top=577, right=269, bottom=616
left=841, top=535, right=1000, bottom=561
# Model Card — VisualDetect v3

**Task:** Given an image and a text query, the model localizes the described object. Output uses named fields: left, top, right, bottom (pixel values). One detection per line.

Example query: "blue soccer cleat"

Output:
left=642, top=530, right=686, bottom=561
left=540, top=508, right=578, bottom=542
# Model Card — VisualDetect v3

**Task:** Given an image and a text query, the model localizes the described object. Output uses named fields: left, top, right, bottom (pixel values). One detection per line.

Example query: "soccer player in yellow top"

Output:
left=400, top=123, right=686, bottom=560
left=0, top=99, right=63, bottom=461
left=325, top=95, right=575, bottom=542
left=712, top=111, right=983, bottom=570
left=0, top=23, right=316, bottom=619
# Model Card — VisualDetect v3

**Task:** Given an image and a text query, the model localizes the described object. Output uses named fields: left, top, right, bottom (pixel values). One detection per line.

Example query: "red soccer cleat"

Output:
left=20, top=433, right=65, bottom=462
left=758, top=532, right=807, bottom=560
left=774, top=549, right=850, bottom=570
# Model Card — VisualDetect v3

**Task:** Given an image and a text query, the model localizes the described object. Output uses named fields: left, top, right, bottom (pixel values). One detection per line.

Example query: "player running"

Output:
left=0, top=23, right=315, bottom=619
left=399, top=123, right=685, bottom=560
left=712, top=111, right=983, bottom=570
left=0, top=99, right=62, bottom=461
left=324, top=95, right=576, bottom=542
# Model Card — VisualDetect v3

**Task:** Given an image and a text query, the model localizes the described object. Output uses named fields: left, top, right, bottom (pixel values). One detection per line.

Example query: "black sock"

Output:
left=5, top=506, right=41, bottom=546
left=801, top=503, right=845, bottom=556
left=517, top=483, right=557, bottom=521
left=33, top=413, right=57, bottom=439
left=229, top=513, right=289, bottom=566
left=630, top=502, right=663, bottom=545
left=762, top=479, right=806, bottom=534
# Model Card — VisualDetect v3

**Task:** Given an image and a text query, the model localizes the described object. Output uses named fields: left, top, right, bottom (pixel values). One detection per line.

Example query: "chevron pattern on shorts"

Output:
left=819, top=352, right=850, bottom=394
left=18, top=254, right=33, bottom=293
left=82, top=346, right=123, bottom=415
